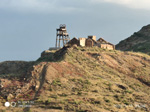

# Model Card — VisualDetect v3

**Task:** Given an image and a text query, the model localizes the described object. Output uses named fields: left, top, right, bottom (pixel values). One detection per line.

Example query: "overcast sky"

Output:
left=0, top=0, right=150, bottom=62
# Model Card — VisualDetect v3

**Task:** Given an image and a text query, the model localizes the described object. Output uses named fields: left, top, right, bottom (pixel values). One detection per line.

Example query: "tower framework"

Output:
left=56, top=24, right=70, bottom=48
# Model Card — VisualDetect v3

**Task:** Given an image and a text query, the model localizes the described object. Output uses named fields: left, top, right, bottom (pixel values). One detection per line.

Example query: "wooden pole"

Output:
left=63, top=35, right=65, bottom=46
left=56, top=31, right=58, bottom=47
left=59, top=36, right=60, bottom=48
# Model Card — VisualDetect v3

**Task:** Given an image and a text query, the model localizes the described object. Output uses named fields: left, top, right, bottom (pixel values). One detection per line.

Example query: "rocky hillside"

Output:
left=0, top=46, right=150, bottom=112
left=0, top=61, right=34, bottom=76
left=116, top=24, right=150, bottom=54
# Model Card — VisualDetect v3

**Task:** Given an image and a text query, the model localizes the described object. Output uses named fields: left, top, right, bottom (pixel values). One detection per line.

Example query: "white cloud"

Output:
left=91, top=0, right=150, bottom=10
left=0, top=0, right=150, bottom=14
left=0, top=0, right=80, bottom=13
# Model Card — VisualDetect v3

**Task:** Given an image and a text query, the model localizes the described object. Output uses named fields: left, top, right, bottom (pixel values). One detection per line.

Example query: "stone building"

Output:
left=79, top=38, right=86, bottom=46
left=88, top=35, right=96, bottom=41
left=67, top=36, right=115, bottom=50
left=67, top=37, right=79, bottom=46
left=85, top=38, right=93, bottom=47
left=97, top=38, right=115, bottom=50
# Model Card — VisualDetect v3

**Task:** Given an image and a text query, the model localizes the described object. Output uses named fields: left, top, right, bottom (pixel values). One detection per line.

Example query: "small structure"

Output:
left=67, top=37, right=79, bottom=46
left=67, top=36, right=115, bottom=50
left=56, top=24, right=70, bottom=48
left=88, top=35, right=96, bottom=41
left=79, top=38, right=86, bottom=47
left=85, top=38, right=93, bottom=47
left=97, top=38, right=115, bottom=50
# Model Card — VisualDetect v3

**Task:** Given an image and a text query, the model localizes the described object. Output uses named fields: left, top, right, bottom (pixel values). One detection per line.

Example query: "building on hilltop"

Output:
left=67, top=35, right=115, bottom=50
left=97, top=38, right=115, bottom=50
left=88, top=35, right=96, bottom=41
left=85, top=36, right=98, bottom=47
left=54, top=25, right=115, bottom=50
left=67, top=37, right=79, bottom=46
left=79, top=38, right=86, bottom=47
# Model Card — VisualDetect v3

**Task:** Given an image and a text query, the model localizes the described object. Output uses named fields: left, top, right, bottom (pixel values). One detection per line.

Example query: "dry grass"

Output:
left=0, top=46, right=150, bottom=112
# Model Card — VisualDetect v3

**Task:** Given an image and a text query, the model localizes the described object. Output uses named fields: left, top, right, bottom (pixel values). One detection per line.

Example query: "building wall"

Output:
left=101, top=44, right=114, bottom=50
left=67, top=38, right=79, bottom=46
left=97, top=38, right=107, bottom=43
left=79, top=38, right=86, bottom=46
left=67, top=36, right=115, bottom=50
left=88, top=35, right=96, bottom=41
left=95, top=43, right=101, bottom=47
left=85, top=39, right=93, bottom=47
left=107, top=44, right=114, bottom=50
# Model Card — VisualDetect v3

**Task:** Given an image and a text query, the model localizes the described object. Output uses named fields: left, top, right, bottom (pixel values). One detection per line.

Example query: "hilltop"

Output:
left=0, top=46, right=150, bottom=112
left=116, top=24, right=150, bottom=54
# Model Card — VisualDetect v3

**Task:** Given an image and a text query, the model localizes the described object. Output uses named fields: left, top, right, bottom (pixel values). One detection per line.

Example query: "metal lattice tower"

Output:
left=56, top=24, right=70, bottom=48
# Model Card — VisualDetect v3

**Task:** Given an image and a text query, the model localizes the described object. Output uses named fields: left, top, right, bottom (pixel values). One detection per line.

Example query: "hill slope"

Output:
left=0, top=46, right=150, bottom=112
left=116, top=24, right=150, bottom=54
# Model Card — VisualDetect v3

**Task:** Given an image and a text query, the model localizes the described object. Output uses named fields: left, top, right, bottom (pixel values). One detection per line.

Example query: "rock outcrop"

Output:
left=116, top=24, right=150, bottom=54
left=0, top=61, right=34, bottom=75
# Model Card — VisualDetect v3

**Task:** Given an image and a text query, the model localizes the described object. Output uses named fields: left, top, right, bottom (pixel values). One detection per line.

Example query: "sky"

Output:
left=0, top=0, right=150, bottom=62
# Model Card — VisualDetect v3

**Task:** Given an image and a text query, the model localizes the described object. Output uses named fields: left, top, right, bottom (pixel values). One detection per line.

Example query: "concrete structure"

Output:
left=97, top=38, right=115, bottom=50
left=85, top=38, right=93, bottom=47
left=79, top=38, right=86, bottom=46
left=67, top=35, right=115, bottom=50
left=67, top=37, right=79, bottom=46
left=56, top=24, right=70, bottom=48
left=88, top=35, right=96, bottom=41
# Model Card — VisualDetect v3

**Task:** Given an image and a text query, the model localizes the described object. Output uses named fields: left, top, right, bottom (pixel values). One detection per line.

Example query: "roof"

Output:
left=87, top=38, right=97, bottom=43
left=68, top=37, right=78, bottom=42
left=97, top=38, right=114, bottom=46
left=97, top=38, right=108, bottom=43
left=67, top=37, right=79, bottom=45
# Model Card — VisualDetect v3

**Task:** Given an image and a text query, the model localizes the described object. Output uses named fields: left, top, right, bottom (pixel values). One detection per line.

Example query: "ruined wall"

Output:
left=95, top=43, right=101, bottom=47
left=67, top=37, right=115, bottom=50
left=79, top=38, right=86, bottom=46
left=67, top=38, right=79, bottom=46
left=101, top=44, right=114, bottom=50
left=86, top=39, right=93, bottom=47
left=88, top=36, right=96, bottom=41
left=107, top=44, right=114, bottom=50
